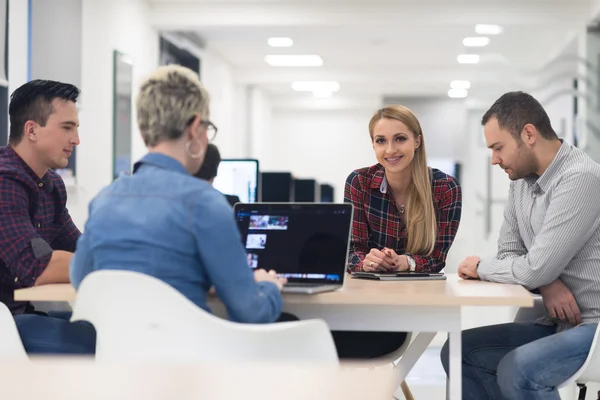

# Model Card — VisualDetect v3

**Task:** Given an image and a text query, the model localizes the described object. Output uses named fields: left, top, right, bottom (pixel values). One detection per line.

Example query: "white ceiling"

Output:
left=147, top=0, right=595, bottom=106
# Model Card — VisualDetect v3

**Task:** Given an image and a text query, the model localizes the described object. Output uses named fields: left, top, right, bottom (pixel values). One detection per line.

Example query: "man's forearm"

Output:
left=34, top=250, right=74, bottom=286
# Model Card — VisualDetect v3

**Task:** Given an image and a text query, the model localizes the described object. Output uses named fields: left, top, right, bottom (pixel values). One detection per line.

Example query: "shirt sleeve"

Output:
left=344, top=171, right=369, bottom=273
left=478, top=172, right=600, bottom=289
left=480, top=182, right=527, bottom=268
left=194, top=190, right=283, bottom=323
left=0, top=175, right=52, bottom=287
left=51, top=207, right=81, bottom=252
left=50, top=175, right=81, bottom=252
left=411, top=178, right=462, bottom=272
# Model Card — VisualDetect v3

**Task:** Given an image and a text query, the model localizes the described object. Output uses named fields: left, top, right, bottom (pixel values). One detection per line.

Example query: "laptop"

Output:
left=351, top=271, right=446, bottom=281
left=234, top=203, right=353, bottom=294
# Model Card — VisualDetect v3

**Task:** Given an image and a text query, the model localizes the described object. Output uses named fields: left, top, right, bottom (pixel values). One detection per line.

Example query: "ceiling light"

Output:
left=268, top=37, right=293, bottom=47
left=291, top=81, right=340, bottom=92
left=313, top=90, right=333, bottom=98
left=463, top=37, right=490, bottom=47
left=457, top=54, right=480, bottom=64
left=475, top=24, right=503, bottom=35
left=264, top=55, right=323, bottom=67
left=448, top=88, right=468, bottom=99
left=450, top=80, right=471, bottom=90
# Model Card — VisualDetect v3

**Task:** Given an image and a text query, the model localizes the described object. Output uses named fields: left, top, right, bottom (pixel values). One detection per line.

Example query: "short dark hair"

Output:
left=195, top=143, right=221, bottom=180
left=481, top=91, right=558, bottom=141
left=9, top=79, right=80, bottom=145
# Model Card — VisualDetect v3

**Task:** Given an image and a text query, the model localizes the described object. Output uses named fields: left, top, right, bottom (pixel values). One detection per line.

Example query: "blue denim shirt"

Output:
left=69, top=153, right=282, bottom=323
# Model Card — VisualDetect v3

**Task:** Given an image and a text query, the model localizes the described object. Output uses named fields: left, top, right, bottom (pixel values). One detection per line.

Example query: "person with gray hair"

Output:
left=69, top=65, right=286, bottom=335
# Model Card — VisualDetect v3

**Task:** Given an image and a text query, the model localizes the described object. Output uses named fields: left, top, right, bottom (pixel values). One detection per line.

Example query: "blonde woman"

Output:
left=334, top=105, right=462, bottom=358
left=70, top=65, right=286, bottom=329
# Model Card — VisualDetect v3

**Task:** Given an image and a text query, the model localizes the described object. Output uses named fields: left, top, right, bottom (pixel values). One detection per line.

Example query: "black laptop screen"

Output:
left=234, top=203, right=353, bottom=283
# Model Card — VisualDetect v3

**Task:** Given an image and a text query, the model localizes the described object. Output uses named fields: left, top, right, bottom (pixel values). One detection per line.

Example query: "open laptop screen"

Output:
left=234, top=203, right=353, bottom=284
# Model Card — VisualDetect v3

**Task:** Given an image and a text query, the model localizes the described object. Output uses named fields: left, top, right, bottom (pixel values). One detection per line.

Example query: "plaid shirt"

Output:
left=0, top=146, right=80, bottom=314
left=345, top=164, right=462, bottom=273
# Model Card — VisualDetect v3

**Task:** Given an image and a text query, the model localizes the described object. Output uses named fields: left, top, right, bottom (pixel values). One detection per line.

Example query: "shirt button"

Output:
left=38, top=182, right=43, bottom=187
left=37, top=223, right=41, bottom=228
left=14, top=277, right=18, bottom=283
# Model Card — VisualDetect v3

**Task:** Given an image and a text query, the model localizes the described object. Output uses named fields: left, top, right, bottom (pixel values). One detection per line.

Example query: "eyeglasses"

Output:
left=200, top=119, right=218, bottom=142
left=185, top=116, right=218, bottom=142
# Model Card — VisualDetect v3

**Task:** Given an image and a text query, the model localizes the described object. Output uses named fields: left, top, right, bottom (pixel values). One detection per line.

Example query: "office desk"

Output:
left=3, top=358, right=396, bottom=400
left=14, top=274, right=533, bottom=400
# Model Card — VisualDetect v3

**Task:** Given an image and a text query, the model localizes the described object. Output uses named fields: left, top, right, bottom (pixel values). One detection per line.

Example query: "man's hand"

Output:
left=458, top=256, right=480, bottom=280
left=539, top=279, right=582, bottom=325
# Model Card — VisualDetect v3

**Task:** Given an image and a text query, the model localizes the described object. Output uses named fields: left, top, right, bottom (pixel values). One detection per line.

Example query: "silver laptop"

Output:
left=234, top=203, right=353, bottom=294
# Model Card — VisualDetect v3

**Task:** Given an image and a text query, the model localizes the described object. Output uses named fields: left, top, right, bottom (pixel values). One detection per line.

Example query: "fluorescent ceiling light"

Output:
left=268, top=37, right=293, bottom=47
left=450, top=80, right=471, bottom=89
left=264, top=55, right=323, bottom=67
left=463, top=37, right=490, bottom=47
left=457, top=54, right=480, bottom=64
left=313, top=90, right=333, bottom=98
left=291, top=81, right=340, bottom=92
left=475, top=24, right=503, bottom=35
left=448, top=88, right=468, bottom=98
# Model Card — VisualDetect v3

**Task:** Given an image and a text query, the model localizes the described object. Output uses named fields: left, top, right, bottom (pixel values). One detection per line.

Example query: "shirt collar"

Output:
left=368, top=164, right=387, bottom=193
left=526, top=139, right=570, bottom=192
left=133, top=153, right=190, bottom=175
left=8, top=146, right=54, bottom=192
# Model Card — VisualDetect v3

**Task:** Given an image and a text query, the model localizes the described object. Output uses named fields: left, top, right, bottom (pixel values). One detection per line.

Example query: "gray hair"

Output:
left=136, top=65, right=210, bottom=147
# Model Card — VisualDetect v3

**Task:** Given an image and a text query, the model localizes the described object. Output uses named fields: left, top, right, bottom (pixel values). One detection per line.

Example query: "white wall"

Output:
left=30, top=0, right=82, bottom=87
left=7, top=0, right=28, bottom=96
left=248, top=87, right=273, bottom=164
left=382, top=97, right=468, bottom=161
left=199, top=47, right=239, bottom=158
left=269, top=108, right=378, bottom=203
left=72, top=0, right=158, bottom=229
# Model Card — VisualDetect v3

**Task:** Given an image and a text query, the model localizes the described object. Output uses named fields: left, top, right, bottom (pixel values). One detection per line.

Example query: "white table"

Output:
left=14, top=273, right=534, bottom=400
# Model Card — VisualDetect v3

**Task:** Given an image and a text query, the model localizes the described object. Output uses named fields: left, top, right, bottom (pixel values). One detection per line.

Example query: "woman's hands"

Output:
left=363, top=248, right=409, bottom=272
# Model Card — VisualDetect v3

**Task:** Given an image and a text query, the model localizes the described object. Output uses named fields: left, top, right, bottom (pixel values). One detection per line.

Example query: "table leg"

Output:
left=448, top=330, right=462, bottom=400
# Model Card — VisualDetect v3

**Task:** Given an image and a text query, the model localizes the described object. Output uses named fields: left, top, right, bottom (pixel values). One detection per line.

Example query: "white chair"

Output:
left=515, top=296, right=600, bottom=400
left=70, top=270, right=339, bottom=365
left=0, top=302, right=28, bottom=359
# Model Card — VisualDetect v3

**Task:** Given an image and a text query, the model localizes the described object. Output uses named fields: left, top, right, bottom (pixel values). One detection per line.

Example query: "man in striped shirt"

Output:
left=441, top=92, right=599, bottom=400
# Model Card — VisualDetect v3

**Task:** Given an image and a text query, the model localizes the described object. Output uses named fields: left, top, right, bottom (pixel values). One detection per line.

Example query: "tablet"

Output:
left=351, top=271, right=447, bottom=281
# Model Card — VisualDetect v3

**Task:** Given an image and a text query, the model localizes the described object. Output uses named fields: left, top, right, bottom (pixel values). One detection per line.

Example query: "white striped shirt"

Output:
left=478, top=141, right=600, bottom=330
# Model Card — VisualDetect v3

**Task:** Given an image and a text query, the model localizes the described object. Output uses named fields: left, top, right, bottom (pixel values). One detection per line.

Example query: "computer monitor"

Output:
left=261, top=172, right=294, bottom=202
left=213, top=159, right=259, bottom=203
left=320, top=184, right=334, bottom=203
left=428, top=158, right=458, bottom=180
left=294, top=179, right=319, bottom=202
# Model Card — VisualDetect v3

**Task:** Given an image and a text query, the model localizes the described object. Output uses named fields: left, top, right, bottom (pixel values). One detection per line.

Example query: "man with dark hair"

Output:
left=0, top=79, right=95, bottom=354
left=194, top=143, right=240, bottom=206
left=440, top=91, right=600, bottom=399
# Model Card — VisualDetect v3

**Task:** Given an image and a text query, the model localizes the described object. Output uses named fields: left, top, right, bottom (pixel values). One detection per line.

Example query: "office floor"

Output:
left=397, top=346, right=446, bottom=399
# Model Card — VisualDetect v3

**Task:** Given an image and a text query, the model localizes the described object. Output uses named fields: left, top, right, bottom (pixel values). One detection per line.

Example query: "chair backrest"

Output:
left=570, top=323, right=600, bottom=385
left=0, top=302, right=28, bottom=360
left=71, top=270, right=339, bottom=365
left=515, top=296, right=600, bottom=386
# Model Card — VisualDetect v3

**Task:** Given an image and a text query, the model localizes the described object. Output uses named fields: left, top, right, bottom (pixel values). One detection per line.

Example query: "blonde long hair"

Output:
left=369, top=105, right=437, bottom=255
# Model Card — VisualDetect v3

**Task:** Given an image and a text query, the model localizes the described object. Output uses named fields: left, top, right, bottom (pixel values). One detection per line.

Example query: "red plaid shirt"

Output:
left=345, top=164, right=462, bottom=273
left=0, top=147, right=81, bottom=314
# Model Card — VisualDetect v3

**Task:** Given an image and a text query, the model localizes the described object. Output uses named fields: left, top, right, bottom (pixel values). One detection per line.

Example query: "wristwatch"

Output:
left=406, top=254, right=416, bottom=272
